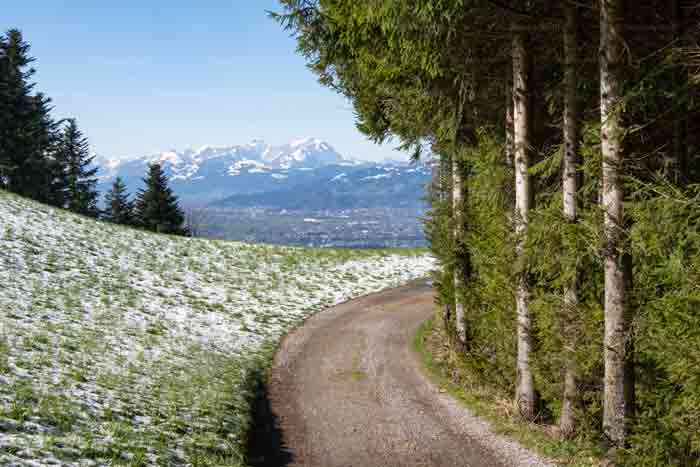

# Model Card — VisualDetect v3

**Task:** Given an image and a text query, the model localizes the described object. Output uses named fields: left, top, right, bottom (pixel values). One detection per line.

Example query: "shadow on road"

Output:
left=246, top=380, right=293, bottom=467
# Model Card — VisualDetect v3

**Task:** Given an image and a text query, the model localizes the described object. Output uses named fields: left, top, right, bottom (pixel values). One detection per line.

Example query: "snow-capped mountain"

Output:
left=96, top=138, right=431, bottom=208
left=98, top=137, right=346, bottom=179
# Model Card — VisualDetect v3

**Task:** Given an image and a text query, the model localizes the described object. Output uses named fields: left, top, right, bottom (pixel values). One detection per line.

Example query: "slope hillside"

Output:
left=0, top=190, right=434, bottom=467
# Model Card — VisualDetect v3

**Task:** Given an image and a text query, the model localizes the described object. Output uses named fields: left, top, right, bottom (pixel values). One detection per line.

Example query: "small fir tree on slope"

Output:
left=135, top=163, right=186, bottom=235
left=53, top=118, right=99, bottom=217
left=103, top=176, right=134, bottom=225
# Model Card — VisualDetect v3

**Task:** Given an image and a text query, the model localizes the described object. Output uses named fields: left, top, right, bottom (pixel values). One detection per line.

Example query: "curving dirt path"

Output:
left=248, top=281, right=554, bottom=467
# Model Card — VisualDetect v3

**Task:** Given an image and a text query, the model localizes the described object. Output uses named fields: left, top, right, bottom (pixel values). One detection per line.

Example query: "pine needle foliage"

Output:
left=135, top=163, right=187, bottom=236
left=103, top=177, right=135, bottom=226
left=53, top=119, right=99, bottom=217
left=0, top=29, right=58, bottom=203
left=0, top=29, right=98, bottom=211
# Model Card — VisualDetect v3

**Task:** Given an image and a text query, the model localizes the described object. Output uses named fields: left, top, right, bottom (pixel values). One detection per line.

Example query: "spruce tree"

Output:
left=103, top=176, right=134, bottom=225
left=0, top=37, right=10, bottom=183
left=54, top=119, right=99, bottom=217
left=135, top=163, right=185, bottom=235
left=0, top=29, right=57, bottom=201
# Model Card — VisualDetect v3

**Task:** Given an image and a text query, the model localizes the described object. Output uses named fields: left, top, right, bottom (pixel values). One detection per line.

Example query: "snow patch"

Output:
left=362, top=173, right=393, bottom=180
left=0, top=190, right=434, bottom=466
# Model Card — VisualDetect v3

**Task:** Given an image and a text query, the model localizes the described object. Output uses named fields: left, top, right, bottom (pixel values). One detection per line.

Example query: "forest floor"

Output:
left=249, top=281, right=554, bottom=467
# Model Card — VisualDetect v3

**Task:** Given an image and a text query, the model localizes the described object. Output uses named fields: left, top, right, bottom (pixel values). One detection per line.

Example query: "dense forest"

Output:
left=276, top=1, right=700, bottom=464
left=0, top=29, right=187, bottom=235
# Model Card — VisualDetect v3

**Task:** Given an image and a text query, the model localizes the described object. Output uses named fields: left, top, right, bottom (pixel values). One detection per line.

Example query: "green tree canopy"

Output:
left=0, top=29, right=57, bottom=202
left=135, top=163, right=186, bottom=235
left=53, top=118, right=99, bottom=216
left=103, top=176, right=135, bottom=226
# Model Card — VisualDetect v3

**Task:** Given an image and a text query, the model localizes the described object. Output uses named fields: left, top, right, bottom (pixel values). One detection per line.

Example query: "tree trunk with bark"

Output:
left=600, top=0, right=634, bottom=447
left=559, top=3, right=580, bottom=438
left=506, top=63, right=515, bottom=170
left=453, top=152, right=466, bottom=347
left=513, top=29, right=536, bottom=421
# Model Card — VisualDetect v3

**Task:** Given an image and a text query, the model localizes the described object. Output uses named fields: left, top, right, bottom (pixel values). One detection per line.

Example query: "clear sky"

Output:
left=4, top=1, right=404, bottom=161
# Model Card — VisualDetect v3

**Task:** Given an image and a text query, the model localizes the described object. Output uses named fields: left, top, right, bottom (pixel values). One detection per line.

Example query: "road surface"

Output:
left=248, top=281, right=553, bottom=467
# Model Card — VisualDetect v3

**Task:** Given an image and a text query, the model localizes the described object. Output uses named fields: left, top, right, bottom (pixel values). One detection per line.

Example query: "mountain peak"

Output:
left=98, top=138, right=351, bottom=182
left=290, top=137, right=318, bottom=146
left=95, top=139, right=431, bottom=209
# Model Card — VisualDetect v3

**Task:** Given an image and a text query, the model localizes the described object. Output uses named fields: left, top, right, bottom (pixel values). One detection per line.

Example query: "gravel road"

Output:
left=248, top=281, right=555, bottom=467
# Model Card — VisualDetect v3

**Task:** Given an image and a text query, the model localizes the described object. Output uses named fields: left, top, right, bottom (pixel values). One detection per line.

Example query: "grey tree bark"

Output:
left=559, top=3, right=580, bottom=438
left=513, top=30, right=536, bottom=421
left=505, top=63, right=515, bottom=170
left=600, top=0, right=633, bottom=447
left=452, top=152, right=466, bottom=346
left=436, top=153, right=455, bottom=340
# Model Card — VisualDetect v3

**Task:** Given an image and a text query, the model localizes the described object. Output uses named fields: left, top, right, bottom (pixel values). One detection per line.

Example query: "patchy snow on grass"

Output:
left=0, top=190, right=434, bottom=466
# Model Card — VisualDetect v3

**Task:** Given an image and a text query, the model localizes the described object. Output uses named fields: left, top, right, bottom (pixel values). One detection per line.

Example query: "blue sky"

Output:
left=4, top=1, right=403, bottom=161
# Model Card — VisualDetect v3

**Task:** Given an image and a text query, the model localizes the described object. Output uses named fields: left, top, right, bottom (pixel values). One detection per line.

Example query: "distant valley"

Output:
left=96, top=138, right=431, bottom=247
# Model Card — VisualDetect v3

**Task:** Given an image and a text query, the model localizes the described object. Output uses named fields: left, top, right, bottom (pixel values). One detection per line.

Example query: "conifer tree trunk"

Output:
left=600, top=0, right=633, bottom=447
left=513, top=29, right=535, bottom=420
left=506, top=64, right=514, bottom=169
left=560, top=3, right=580, bottom=437
left=442, top=153, right=452, bottom=203
left=453, top=152, right=466, bottom=346
left=440, top=153, right=455, bottom=341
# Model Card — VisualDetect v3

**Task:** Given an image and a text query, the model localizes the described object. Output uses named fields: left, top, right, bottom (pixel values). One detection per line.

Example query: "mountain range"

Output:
left=96, top=138, right=432, bottom=209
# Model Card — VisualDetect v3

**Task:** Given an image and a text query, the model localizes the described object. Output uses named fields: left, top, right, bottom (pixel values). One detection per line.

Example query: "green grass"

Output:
left=0, top=189, right=434, bottom=466
left=412, top=316, right=606, bottom=467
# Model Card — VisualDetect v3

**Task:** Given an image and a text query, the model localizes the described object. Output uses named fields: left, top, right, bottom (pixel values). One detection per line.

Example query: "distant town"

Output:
left=205, top=207, right=427, bottom=248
